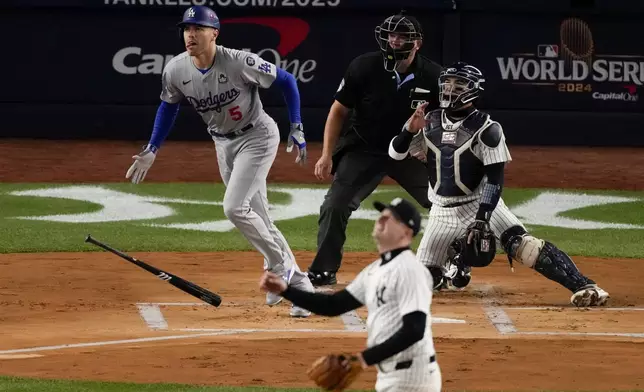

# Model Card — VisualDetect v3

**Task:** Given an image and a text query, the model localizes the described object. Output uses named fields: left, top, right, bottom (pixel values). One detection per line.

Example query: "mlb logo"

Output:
left=538, top=44, right=559, bottom=58
left=480, top=238, right=490, bottom=252
left=441, top=131, right=457, bottom=144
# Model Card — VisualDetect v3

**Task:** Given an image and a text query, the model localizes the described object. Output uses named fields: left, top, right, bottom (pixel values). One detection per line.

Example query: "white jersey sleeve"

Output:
left=474, top=121, right=512, bottom=166
left=396, top=260, right=432, bottom=316
left=159, top=61, right=184, bottom=104
left=237, top=51, right=278, bottom=89
left=345, top=265, right=372, bottom=305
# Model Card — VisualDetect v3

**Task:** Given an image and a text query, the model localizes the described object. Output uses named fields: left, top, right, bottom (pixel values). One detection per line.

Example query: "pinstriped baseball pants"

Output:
left=375, top=361, right=441, bottom=392
left=417, top=198, right=524, bottom=268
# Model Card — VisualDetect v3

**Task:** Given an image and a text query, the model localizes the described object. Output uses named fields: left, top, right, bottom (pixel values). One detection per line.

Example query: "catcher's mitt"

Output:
left=307, top=354, right=363, bottom=392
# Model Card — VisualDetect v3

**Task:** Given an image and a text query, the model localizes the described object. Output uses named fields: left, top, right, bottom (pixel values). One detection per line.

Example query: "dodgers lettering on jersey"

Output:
left=345, top=250, right=435, bottom=369
left=160, top=45, right=277, bottom=136
left=422, top=109, right=512, bottom=207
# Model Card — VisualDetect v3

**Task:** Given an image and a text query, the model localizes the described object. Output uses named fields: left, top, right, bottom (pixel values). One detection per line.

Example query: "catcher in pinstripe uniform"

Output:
left=388, top=62, right=609, bottom=307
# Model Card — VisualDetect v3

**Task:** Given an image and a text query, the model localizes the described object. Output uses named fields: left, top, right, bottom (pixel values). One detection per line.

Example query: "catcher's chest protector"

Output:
left=423, top=110, right=490, bottom=197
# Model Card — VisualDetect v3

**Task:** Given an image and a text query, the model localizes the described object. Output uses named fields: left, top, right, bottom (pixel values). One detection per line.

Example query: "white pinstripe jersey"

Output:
left=345, top=249, right=436, bottom=369
left=160, top=45, right=277, bottom=136
left=422, top=109, right=512, bottom=207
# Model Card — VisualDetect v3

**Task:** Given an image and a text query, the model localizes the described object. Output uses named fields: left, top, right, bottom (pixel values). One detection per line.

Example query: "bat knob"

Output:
left=85, top=234, right=92, bottom=243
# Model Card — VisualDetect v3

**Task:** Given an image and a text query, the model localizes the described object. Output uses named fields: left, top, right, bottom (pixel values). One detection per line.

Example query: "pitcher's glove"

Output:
left=307, top=354, right=363, bottom=392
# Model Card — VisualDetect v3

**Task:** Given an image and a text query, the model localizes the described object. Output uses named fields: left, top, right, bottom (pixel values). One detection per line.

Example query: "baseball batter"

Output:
left=260, top=197, right=441, bottom=392
left=388, top=62, right=610, bottom=307
left=125, top=6, right=314, bottom=317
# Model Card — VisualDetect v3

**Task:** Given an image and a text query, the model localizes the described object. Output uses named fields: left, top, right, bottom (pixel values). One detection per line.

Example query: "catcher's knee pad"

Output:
left=500, top=226, right=543, bottom=268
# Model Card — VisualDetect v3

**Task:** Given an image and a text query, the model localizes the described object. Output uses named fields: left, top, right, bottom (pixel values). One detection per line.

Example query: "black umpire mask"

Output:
left=374, top=13, right=423, bottom=72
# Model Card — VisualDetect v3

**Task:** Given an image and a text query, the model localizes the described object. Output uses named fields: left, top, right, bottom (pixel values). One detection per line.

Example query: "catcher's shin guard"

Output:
left=501, top=226, right=593, bottom=292
left=533, top=241, right=594, bottom=292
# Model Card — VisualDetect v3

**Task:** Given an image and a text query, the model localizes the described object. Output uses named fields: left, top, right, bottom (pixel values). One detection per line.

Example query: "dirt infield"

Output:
left=1, top=252, right=644, bottom=390
left=1, top=140, right=644, bottom=390
left=1, top=139, right=644, bottom=189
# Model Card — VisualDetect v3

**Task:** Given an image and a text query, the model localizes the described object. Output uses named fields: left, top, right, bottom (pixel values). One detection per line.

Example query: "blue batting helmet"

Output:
left=177, top=6, right=220, bottom=29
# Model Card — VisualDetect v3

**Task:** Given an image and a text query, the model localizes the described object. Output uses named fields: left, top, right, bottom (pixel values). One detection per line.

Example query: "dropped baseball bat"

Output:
left=84, top=234, right=222, bottom=307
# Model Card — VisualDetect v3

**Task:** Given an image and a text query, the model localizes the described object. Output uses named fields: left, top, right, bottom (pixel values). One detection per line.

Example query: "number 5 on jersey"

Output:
left=228, top=106, right=242, bottom=121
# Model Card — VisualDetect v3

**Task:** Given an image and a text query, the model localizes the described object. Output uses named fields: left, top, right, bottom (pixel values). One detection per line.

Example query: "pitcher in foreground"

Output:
left=260, top=197, right=441, bottom=392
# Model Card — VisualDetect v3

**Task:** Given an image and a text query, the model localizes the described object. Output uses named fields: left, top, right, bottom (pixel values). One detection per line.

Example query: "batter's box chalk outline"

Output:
left=134, top=302, right=466, bottom=332
left=480, top=300, right=644, bottom=338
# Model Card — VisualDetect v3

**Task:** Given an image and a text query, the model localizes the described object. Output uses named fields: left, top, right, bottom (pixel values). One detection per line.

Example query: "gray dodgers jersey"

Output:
left=160, top=45, right=277, bottom=135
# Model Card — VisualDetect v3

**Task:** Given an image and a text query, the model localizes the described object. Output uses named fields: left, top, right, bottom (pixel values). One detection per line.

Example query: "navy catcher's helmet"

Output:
left=374, top=11, right=423, bottom=72
left=438, top=62, right=485, bottom=110
left=178, top=6, right=220, bottom=29
left=450, top=229, right=496, bottom=268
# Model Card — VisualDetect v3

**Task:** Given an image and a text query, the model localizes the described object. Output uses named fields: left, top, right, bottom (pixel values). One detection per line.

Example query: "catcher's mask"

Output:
left=438, top=62, right=485, bottom=110
left=450, top=230, right=496, bottom=268
left=374, top=12, right=423, bottom=72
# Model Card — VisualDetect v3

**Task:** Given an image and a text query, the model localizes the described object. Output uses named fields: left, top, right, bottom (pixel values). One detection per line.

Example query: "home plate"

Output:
left=0, top=354, right=44, bottom=359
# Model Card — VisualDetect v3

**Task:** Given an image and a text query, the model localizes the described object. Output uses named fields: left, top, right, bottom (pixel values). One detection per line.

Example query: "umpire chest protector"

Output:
left=423, top=109, right=490, bottom=197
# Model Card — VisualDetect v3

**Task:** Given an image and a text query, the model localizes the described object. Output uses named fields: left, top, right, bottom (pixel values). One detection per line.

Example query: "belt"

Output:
left=378, top=355, right=436, bottom=372
left=443, top=200, right=475, bottom=208
left=209, top=123, right=253, bottom=139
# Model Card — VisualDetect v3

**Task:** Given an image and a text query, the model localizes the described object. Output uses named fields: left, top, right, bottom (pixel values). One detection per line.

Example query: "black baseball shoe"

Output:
left=307, top=270, right=337, bottom=286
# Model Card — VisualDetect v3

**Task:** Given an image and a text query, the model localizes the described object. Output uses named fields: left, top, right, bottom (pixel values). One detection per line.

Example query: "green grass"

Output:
left=1, top=183, right=643, bottom=257
left=0, top=376, right=333, bottom=392
left=562, top=200, right=644, bottom=225
left=0, top=376, right=642, bottom=392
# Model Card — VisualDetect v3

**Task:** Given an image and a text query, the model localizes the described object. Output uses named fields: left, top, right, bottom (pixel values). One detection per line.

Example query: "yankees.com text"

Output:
left=103, top=0, right=340, bottom=7
left=112, top=47, right=317, bottom=83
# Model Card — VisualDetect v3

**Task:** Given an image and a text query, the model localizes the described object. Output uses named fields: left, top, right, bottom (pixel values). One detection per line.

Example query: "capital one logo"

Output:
left=112, top=17, right=317, bottom=83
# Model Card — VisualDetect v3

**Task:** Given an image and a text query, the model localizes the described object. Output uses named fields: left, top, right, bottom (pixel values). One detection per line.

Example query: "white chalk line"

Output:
left=477, top=284, right=518, bottom=334
left=0, top=327, right=371, bottom=355
left=515, top=331, right=644, bottom=338
left=179, top=328, right=361, bottom=333
left=0, top=330, right=244, bottom=355
left=475, top=285, right=644, bottom=338
left=0, top=354, right=43, bottom=359
left=506, top=306, right=644, bottom=311
left=135, top=301, right=368, bottom=332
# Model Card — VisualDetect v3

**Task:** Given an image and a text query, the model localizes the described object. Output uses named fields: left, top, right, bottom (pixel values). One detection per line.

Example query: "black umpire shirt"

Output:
left=334, top=51, right=442, bottom=155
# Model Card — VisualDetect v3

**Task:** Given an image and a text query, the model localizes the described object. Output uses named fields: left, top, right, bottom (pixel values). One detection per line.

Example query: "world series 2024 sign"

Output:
left=462, top=15, right=643, bottom=112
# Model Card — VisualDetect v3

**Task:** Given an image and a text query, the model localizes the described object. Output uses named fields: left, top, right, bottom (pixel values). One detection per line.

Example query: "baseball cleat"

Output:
left=266, top=266, right=296, bottom=306
left=289, top=305, right=312, bottom=318
left=287, top=270, right=315, bottom=318
left=266, top=292, right=283, bottom=306
left=570, top=284, right=610, bottom=307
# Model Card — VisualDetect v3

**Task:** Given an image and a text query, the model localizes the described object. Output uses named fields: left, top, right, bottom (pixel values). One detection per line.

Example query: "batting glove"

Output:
left=286, top=123, right=307, bottom=165
left=126, top=145, right=157, bottom=184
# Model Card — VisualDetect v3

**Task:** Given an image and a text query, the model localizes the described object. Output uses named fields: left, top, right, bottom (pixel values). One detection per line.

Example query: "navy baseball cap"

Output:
left=373, top=197, right=422, bottom=236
